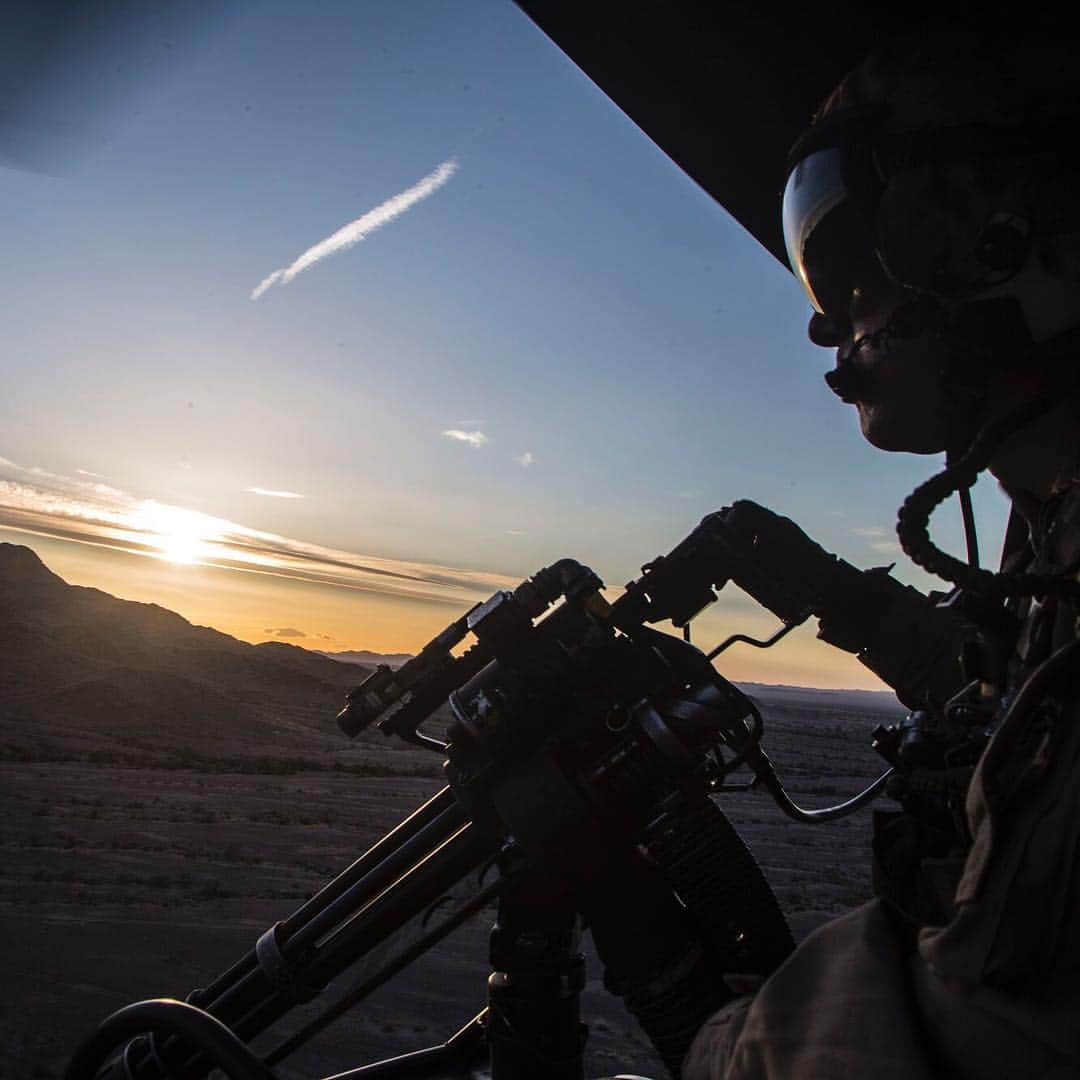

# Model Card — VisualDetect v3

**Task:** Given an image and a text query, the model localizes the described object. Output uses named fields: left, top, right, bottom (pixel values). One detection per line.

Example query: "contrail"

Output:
left=251, top=158, right=459, bottom=299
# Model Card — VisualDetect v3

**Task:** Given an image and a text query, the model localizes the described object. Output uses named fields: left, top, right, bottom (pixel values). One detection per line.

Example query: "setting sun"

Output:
left=127, top=501, right=217, bottom=565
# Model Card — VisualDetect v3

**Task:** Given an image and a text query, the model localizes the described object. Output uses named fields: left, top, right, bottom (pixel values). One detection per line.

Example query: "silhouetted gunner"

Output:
left=589, top=24, right=1080, bottom=1079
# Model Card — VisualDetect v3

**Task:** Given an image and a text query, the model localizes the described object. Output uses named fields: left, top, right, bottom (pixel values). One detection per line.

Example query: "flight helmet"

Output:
left=782, top=28, right=1080, bottom=353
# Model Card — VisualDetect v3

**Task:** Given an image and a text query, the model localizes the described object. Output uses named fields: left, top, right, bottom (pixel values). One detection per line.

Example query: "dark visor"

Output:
left=782, top=147, right=880, bottom=318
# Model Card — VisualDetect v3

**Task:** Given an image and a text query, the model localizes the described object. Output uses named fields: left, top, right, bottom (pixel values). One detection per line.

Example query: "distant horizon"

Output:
left=1, top=536, right=902, bottom=698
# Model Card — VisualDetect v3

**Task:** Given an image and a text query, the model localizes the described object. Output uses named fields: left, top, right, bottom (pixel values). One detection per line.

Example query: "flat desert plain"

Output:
left=0, top=689, right=899, bottom=1080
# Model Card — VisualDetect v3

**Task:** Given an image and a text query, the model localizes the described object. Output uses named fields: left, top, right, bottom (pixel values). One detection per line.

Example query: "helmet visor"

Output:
left=782, top=147, right=879, bottom=318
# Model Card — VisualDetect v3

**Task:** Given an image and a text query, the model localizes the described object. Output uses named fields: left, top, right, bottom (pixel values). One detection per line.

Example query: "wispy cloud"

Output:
left=264, top=627, right=306, bottom=639
left=0, top=455, right=128, bottom=502
left=869, top=540, right=902, bottom=555
left=0, top=455, right=517, bottom=606
left=246, top=487, right=304, bottom=499
left=515, top=451, right=534, bottom=468
left=443, top=429, right=488, bottom=448
left=851, top=525, right=900, bottom=556
left=251, top=158, right=459, bottom=299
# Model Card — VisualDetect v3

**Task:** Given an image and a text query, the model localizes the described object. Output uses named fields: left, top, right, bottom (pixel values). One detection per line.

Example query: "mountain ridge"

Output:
left=318, top=648, right=413, bottom=669
left=0, top=542, right=376, bottom=766
left=0, top=541, right=903, bottom=771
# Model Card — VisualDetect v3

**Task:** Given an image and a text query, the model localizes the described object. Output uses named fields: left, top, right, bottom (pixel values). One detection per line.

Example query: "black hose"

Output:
left=958, top=485, right=980, bottom=569
left=897, top=375, right=1080, bottom=600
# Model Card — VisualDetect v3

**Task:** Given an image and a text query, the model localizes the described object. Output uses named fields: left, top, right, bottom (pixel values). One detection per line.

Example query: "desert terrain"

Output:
left=0, top=543, right=903, bottom=1079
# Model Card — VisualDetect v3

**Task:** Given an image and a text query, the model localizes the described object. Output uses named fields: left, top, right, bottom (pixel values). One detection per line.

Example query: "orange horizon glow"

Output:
left=0, top=458, right=521, bottom=610
left=2, top=524, right=894, bottom=694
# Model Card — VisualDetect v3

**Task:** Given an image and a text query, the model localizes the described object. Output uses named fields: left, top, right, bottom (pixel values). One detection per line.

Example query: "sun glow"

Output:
left=0, top=459, right=523, bottom=605
left=128, top=501, right=219, bottom=565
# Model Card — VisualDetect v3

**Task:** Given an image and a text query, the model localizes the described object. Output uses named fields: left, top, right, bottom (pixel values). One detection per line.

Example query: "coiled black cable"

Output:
left=897, top=373, right=1080, bottom=601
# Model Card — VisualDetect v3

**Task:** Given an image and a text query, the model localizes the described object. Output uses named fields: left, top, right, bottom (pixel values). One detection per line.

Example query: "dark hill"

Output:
left=319, top=648, right=413, bottom=669
left=0, top=541, right=902, bottom=769
left=0, top=543, right=374, bottom=766
left=0, top=541, right=68, bottom=592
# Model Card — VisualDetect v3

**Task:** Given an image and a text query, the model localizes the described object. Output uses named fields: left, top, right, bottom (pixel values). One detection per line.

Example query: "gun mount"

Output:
left=66, top=501, right=976, bottom=1080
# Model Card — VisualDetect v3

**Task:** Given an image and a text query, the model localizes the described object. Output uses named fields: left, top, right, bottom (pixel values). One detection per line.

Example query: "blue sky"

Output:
left=0, top=0, right=1011, bottom=688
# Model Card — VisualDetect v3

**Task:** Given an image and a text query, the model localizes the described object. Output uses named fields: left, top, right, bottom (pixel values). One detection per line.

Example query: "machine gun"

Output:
left=66, top=501, right=975, bottom=1080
